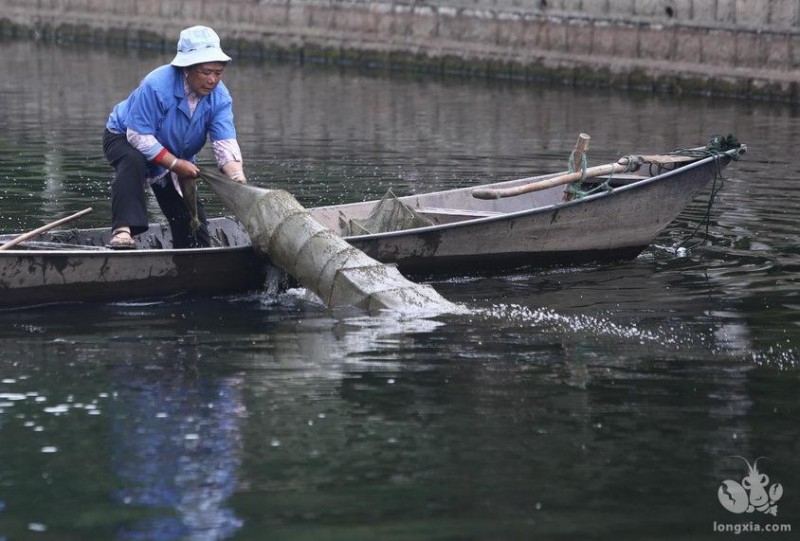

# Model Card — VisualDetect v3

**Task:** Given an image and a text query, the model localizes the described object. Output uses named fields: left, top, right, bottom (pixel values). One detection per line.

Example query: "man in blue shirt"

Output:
left=103, top=26, right=246, bottom=249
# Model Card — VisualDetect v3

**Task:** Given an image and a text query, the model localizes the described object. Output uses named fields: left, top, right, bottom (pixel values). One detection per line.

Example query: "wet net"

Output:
left=340, top=189, right=433, bottom=236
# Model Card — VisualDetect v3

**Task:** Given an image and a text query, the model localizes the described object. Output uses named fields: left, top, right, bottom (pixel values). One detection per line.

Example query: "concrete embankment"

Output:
left=3, top=0, right=800, bottom=101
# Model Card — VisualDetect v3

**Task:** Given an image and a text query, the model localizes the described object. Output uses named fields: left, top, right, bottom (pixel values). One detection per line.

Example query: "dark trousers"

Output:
left=102, top=129, right=210, bottom=248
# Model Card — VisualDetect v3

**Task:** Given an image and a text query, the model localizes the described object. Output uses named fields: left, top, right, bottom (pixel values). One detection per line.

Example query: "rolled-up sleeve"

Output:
left=126, top=128, right=164, bottom=161
left=212, top=139, right=243, bottom=168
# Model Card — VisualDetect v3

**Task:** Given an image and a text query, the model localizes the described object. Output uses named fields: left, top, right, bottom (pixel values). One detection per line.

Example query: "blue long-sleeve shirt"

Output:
left=107, top=64, right=240, bottom=181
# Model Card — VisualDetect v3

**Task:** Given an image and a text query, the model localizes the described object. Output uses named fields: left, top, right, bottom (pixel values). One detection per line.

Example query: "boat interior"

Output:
left=311, top=171, right=652, bottom=234
left=0, top=171, right=654, bottom=251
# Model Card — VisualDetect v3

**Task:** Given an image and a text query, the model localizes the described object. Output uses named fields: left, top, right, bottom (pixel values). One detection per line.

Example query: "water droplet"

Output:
left=44, top=405, right=69, bottom=414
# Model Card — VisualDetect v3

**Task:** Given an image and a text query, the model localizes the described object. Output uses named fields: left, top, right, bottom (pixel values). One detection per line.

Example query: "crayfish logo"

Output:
left=717, top=456, right=783, bottom=516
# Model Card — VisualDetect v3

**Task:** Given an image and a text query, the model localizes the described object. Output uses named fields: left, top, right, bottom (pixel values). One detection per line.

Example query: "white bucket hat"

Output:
left=170, top=26, right=232, bottom=67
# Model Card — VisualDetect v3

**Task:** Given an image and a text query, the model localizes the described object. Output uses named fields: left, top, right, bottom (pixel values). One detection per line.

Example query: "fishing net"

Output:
left=340, top=189, right=433, bottom=236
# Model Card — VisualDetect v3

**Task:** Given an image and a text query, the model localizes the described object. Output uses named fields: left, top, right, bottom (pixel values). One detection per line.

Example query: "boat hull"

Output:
left=0, top=247, right=268, bottom=308
left=348, top=153, right=726, bottom=273
left=0, top=149, right=736, bottom=307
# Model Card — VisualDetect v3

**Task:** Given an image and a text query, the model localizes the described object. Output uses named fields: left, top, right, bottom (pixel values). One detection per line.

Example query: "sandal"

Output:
left=107, top=229, right=136, bottom=250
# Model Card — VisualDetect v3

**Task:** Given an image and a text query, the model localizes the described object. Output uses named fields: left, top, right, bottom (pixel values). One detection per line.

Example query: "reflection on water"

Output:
left=110, top=363, right=244, bottom=540
left=0, top=292, right=799, bottom=539
left=1, top=38, right=800, bottom=540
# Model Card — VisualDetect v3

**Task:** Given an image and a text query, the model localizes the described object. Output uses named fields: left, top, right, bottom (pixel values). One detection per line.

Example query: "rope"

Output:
left=567, top=150, right=589, bottom=178
left=565, top=154, right=640, bottom=199
left=673, top=153, right=728, bottom=251
left=565, top=150, right=596, bottom=199
left=668, top=134, right=741, bottom=251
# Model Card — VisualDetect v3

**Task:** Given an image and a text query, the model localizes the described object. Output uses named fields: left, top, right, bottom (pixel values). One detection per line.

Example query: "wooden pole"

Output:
left=471, top=152, right=701, bottom=200
left=472, top=162, right=631, bottom=200
left=571, top=133, right=591, bottom=174
left=564, top=133, right=591, bottom=202
left=0, top=208, right=93, bottom=251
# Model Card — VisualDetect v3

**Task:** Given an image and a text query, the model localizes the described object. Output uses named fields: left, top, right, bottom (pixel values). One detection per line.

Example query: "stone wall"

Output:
left=3, top=0, right=800, bottom=100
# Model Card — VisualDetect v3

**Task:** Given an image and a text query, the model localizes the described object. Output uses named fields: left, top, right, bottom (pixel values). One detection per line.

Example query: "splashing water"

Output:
left=470, top=303, right=800, bottom=369
left=478, top=303, right=671, bottom=343
left=750, top=345, right=800, bottom=370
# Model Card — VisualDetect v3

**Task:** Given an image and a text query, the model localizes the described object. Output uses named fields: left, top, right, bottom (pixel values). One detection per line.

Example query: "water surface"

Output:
left=0, top=39, right=798, bottom=540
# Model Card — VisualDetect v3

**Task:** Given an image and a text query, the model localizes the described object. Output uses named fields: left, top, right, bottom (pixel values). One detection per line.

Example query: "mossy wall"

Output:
left=3, top=0, right=799, bottom=100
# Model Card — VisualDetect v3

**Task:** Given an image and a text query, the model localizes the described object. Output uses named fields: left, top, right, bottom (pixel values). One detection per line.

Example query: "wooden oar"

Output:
left=0, top=207, right=93, bottom=251
left=471, top=153, right=700, bottom=200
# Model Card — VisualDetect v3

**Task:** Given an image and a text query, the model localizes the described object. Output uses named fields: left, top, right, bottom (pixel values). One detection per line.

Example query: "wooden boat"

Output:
left=0, top=142, right=744, bottom=308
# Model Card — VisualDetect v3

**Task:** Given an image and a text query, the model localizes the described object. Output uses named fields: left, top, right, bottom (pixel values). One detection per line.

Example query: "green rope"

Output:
left=565, top=154, right=640, bottom=199
left=565, top=150, right=598, bottom=199
left=670, top=134, right=742, bottom=251
left=567, top=150, right=588, bottom=178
